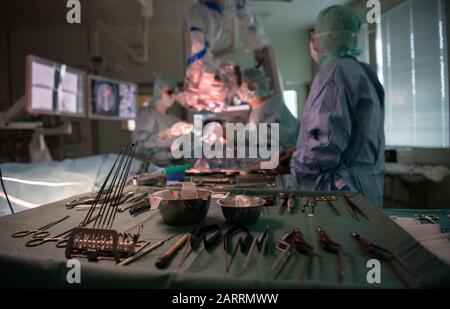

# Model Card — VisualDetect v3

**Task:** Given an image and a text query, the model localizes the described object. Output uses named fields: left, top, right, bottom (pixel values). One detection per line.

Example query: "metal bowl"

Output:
left=217, top=195, right=265, bottom=225
left=151, top=189, right=212, bottom=225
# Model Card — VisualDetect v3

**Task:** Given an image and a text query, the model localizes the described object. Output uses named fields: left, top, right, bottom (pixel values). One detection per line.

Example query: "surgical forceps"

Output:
left=11, top=215, right=69, bottom=239
left=25, top=214, right=99, bottom=247
left=351, top=232, right=420, bottom=288
left=317, top=227, right=344, bottom=283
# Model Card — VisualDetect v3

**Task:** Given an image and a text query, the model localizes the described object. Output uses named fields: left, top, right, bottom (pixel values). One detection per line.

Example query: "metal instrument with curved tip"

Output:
left=287, top=194, right=296, bottom=213
left=351, top=232, right=420, bottom=288
left=25, top=214, right=99, bottom=247
left=224, top=226, right=253, bottom=275
left=12, top=215, right=69, bottom=239
left=118, top=232, right=182, bottom=266
left=272, top=230, right=293, bottom=279
left=243, top=226, right=269, bottom=270
left=343, top=196, right=369, bottom=221
left=317, top=227, right=343, bottom=283
left=292, top=229, right=314, bottom=280
left=278, top=192, right=287, bottom=214
left=177, top=224, right=221, bottom=270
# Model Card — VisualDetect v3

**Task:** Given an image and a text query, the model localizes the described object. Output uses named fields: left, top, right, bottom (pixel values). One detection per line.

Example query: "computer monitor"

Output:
left=88, top=75, right=137, bottom=120
left=26, top=55, right=86, bottom=117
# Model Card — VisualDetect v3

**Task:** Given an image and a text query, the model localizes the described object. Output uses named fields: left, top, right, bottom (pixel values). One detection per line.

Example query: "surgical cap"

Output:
left=242, top=68, right=273, bottom=98
left=314, top=5, right=362, bottom=63
left=153, top=73, right=177, bottom=101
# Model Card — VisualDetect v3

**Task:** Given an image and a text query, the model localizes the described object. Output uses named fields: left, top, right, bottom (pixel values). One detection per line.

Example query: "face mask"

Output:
left=159, top=92, right=175, bottom=108
left=310, top=39, right=320, bottom=64
left=237, top=84, right=256, bottom=102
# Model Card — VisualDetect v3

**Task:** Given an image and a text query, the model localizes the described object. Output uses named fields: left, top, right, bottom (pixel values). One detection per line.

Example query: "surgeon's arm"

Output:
left=294, top=79, right=352, bottom=174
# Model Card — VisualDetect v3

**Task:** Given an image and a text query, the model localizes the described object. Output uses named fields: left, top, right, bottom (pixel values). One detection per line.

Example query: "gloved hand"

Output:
left=171, top=121, right=194, bottom=137
left=158, top=128, right=173, bottom=141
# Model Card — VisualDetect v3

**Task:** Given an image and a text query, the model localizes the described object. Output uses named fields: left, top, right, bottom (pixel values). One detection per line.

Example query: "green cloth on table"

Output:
left=0, top=186, right=449, bottom=288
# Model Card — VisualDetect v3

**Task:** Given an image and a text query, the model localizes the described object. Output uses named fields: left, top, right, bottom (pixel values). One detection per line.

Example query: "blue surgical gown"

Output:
left=291, top=57, right=385, bottom=207
left=249, top=94, right=300, bottom=150
left=132, top=108, right=180, bottom=162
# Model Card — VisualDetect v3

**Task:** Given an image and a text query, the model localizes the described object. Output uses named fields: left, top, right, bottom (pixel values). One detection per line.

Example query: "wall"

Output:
left=5, top=25, right=95, bottom=158
left=0, top=28, right=9, bottom=111
left=350, top=0, right=450, bottom=209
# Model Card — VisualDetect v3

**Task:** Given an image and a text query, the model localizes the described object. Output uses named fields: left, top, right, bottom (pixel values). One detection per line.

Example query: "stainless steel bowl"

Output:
left=151, top=189, right=212, bottom=225
left=217, top=195, right=265, bottom=225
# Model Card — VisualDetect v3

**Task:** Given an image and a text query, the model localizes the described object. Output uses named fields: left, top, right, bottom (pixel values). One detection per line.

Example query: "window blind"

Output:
left=377, top=0, right=449, bottom=148
left=358, top=23, right=370, bottom=64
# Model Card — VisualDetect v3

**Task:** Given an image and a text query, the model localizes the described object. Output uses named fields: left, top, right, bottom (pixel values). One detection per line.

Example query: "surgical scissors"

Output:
left=25, top=214, right=99, bottom=247
left=11, top=215, right=69, bottom=239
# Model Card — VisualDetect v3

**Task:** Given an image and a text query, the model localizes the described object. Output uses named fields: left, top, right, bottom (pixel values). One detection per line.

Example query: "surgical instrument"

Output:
left=66, top=144, right=143, bottom=262
left=317, top=227, right=343, bottom=283
left=12, top=215, right=69, bottom=238
left=177, top=224, right=221, bottom=270
left=325, top=201, right=340, bottom=216
left=351, top=232, right=419, bottom=288
left=415, top=214, right=439, bottom=225
left=292, top=229, right=314, bottom=280
left=118, top=232, right=182, bottom=266
left=287, top=194, right=295, bottom=213
left=117, top=192, right=148, bottom=212
left=271, top=230, right=295, bottom=279
left=25, top=214, right=99, bottom=247
left=66, top=191, right=134, bottom=209
left=314, top=195, right=339, bottom=216
left=243, top=225, right=269, bottom=269
left=343, top=196, right=369, bottom=221
left=129, top=199, right=151, bottom=217
left=300, top=197, right=316, bottom=217
left=155, top=232, right=192, bottom=269
left=224, top=226, right=253, bottom=274
left=278, top=192, right=287, bottom=214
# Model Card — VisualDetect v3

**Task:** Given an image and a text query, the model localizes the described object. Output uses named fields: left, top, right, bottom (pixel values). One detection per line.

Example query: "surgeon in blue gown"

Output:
left=240, top=68, right=300, bottom=151
left=133, top=76, right=188, bottom=163
left=290, top=5, right=385, bottom=207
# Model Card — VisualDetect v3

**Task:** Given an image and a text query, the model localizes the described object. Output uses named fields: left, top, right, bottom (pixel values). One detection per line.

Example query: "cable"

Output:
left=0, top=165, right=14, bottom=214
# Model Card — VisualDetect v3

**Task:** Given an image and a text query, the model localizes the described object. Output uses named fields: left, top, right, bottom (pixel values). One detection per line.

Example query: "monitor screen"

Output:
left=88, top=75, right=137, bottom=120
left=26, top=55, right=85, bottom=117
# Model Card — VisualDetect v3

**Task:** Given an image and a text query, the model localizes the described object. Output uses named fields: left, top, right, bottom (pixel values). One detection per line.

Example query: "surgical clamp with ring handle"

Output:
left=318, top=227, right=344, bottom=283
left=351, top=232, right=420, bottom=289
left=12, top=215, right=69, bottom=239
left=25, top=214, right=100, bottom=248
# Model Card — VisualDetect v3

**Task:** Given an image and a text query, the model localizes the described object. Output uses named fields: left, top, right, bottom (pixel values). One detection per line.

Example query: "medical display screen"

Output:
left=89, top=75, right=137, bottom=120
left=26, top=55, right=85, bottom=117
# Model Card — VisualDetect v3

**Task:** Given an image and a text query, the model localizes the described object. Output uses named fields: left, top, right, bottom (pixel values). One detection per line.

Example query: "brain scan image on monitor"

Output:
left=90, top=76, right=137, bottom=120
left=94, top=83, right=118, bottom=115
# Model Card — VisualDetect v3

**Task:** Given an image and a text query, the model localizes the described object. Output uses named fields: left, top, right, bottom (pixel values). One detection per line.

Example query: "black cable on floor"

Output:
left=0, top=165, right=14, bottom=214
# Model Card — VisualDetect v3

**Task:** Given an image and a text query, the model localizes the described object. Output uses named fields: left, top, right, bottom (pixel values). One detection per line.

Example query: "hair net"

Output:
left=242, top=68, right=273, bottom=98
left=314, top=5, right=362, bottom=63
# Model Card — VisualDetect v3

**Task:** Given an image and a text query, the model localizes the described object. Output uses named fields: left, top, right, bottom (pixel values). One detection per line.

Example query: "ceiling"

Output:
left=1, top=0, right=351, bottom=30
